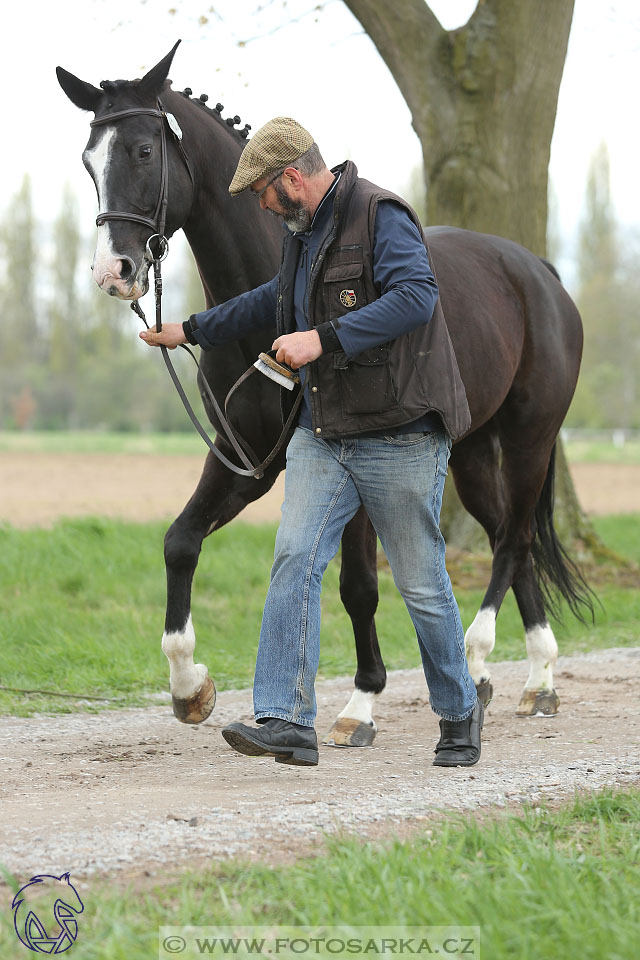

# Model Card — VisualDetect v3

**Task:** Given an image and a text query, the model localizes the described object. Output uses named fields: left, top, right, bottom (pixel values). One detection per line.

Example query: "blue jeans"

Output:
left=254, top=426, right=476, bottom=727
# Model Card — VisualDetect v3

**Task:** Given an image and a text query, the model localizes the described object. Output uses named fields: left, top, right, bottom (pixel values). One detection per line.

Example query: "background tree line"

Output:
left=0, top=177, right=204, bottom=432
left=1, top=143, right=637, bottom=434
left=566, top=143, right=640, bottom=431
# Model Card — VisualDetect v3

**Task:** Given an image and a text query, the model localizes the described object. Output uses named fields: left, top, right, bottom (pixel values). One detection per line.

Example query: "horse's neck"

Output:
left=183, top=211, right=281, bottom=309
left=169, top=92, right=282, bottom=308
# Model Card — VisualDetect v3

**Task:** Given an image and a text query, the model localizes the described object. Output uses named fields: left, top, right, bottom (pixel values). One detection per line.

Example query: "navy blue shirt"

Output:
left=190, top=177, right=442, bottom=433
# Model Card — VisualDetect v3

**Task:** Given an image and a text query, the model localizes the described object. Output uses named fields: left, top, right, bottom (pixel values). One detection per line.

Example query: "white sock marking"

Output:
left=465, top=606, right=497, bottom=685
left=524, top=623, right=558, bottom=691
left=337, top=689, right=377, bottom=727
left=161, top=615, right=208, bottom=700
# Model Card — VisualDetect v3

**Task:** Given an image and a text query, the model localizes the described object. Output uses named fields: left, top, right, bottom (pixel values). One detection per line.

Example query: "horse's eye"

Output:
left=138, top=145, right=153, bottom=160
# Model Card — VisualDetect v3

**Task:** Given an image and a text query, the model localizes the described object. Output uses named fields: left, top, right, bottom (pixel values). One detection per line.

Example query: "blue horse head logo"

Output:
left=12, top=873, right=84, bottom=954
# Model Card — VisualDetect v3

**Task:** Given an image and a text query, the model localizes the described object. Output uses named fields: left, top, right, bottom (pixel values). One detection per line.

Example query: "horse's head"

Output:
left=57, top=41, right=193, bottom=300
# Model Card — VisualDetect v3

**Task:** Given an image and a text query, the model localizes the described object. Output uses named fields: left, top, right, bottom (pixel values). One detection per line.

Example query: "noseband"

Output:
left=88, top=101, right=302, bottom=479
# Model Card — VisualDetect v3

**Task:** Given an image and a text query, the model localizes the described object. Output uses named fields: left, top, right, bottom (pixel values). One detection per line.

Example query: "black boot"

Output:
left=221, top=718, right=319, bottom=766
left=433, top=699, right=484, bottom=767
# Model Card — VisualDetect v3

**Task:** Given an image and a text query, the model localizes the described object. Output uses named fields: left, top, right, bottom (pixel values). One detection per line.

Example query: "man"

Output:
left=140, top=117, right=482, bottom=769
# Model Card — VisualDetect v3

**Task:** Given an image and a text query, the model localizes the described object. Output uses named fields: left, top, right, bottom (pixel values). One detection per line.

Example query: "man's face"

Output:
left=252, top=172, right=312, bottom=233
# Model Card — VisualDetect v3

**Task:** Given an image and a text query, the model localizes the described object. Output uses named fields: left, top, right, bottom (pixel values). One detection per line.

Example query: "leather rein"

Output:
left=89, top=101, right=303, bottom=479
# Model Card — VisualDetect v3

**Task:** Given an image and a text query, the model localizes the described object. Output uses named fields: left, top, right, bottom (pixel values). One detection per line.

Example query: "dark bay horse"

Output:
left=57, top=42, right=591, bottom=738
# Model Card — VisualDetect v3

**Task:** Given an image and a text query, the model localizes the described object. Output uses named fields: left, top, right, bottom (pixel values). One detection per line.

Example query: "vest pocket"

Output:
left=323, top=261, right=364, bottom=319
left=321, top=250, right=399, bottom=418
left=336, top=346, right=398, bottom=417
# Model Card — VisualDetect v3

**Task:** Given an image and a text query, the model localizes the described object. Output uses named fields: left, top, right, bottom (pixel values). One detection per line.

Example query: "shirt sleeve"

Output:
left=327, top=201, right=438, bottom=358
left=189, top=276, right=278, bottom=351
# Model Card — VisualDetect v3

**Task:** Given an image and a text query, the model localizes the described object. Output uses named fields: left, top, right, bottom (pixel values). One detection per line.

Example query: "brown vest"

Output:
left=276, top=161, right=471, bottom=441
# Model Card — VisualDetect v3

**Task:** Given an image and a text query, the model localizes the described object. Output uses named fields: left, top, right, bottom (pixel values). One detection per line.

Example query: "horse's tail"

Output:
left=531, top=443, right=597, bottom=624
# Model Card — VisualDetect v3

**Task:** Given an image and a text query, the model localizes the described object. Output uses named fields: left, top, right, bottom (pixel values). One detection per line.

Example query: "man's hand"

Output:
left=139, top=323, right=187, bottom=349
left=273, top=330, right=322, bottom=370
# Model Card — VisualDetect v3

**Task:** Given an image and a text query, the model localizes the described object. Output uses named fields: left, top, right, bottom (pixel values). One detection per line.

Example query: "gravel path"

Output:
left=1, top=648, right=638, bottom=881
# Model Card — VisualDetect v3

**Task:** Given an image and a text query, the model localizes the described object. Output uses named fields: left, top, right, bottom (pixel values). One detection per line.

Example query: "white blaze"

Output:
left=84, top=127, right=121, bottom=288
left=84, top=127, right=147, bottom=297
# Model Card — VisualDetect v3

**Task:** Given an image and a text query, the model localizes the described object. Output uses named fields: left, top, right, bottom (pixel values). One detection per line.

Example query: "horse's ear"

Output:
left=138, top=40, right=182, bottom=97
left=56, top=66, right=102, bottom=112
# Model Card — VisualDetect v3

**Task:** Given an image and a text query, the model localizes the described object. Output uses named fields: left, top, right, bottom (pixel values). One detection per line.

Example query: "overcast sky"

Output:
left=4, top=0, right=639, bottom=285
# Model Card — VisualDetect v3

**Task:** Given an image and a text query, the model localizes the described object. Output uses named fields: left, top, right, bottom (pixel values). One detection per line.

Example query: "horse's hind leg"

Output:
left=448, top=426, right=505, bottom=706
left=162, top=450, right=283, bottom=724
left=504, top=441, right=563, bottom=717
left=510, top=558, right=560, bottom=717
left=451, top=422, right=562, bottom=715
left=323, top=507, right=385, bottom=747
left=492, top=436, right=562, bottom=716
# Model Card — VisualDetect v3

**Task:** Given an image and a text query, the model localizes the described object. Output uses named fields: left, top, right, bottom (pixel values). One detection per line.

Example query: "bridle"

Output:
left=90, top=100, right=193, bottom=260
left=88, top=101, right=303, bottom=479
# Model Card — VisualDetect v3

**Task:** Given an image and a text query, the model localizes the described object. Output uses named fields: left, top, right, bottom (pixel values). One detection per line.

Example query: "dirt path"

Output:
left=1, top=648, right=638, bottom=881
left=1, top=454, right=639, bottom=527
left=568, top=462, right=640, bottom=516
left=0, top=452, right=285, bottom=528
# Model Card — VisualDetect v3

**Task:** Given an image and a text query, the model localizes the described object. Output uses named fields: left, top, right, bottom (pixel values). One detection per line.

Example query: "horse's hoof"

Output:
left=515, top=688, right=560, bottom=717
left=322, top=717, right=377, bottom=747
left=475, top=679, right=493, bottom=707
left=171, top=675, right=216, bottom=724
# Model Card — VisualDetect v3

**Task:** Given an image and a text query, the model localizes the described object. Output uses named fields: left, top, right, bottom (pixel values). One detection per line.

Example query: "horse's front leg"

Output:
left=323, top=506, right=386, bottom=747
left=161, top=449, right=283, bottom=724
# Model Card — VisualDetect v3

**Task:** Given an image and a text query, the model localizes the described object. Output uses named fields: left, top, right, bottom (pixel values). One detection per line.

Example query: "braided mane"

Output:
left=98, top=77, right=253, bottom=141
left=178, top=86, right=252, bottom=140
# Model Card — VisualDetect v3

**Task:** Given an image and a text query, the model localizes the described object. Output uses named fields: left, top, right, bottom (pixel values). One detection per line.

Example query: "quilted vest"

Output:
left=276, top=161, right=471, bottom=441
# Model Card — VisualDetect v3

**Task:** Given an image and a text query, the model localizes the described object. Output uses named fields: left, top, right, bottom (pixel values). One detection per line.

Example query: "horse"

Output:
left=56, top=42, right=591, bottom=741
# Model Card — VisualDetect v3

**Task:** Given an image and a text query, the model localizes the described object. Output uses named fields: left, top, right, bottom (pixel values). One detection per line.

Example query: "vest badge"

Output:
left=340, top=289, right=357, bottom=308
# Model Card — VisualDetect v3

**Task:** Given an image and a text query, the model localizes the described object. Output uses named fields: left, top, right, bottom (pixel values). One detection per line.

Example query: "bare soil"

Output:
left=1, top=648, right=638, bottom=883
left=1, top=453, right=639, bottom=528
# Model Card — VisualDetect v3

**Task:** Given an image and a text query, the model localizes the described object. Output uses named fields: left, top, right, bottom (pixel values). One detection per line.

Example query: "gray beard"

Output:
left=273, top=181, right=312, bottom=233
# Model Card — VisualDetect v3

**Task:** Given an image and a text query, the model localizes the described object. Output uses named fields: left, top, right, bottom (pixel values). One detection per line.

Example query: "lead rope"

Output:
left=131, top=255, right=305, bottom=480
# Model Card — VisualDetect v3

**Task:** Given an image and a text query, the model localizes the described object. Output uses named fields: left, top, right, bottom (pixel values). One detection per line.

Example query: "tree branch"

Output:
left=342, top=0, right=447, bottom=110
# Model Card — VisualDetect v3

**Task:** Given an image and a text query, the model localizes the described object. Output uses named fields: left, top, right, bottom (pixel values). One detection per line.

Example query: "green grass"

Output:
left=0, top=513, right=638, bottom=717
left=2, top=429, right=639, bottom=462
left=1, top=787, right=637, bottom=959
left=0, top=518, right=273, bottom=715
left=563, top=435, right=640, bottom=464
left=592, top=513, right=640, bottom=566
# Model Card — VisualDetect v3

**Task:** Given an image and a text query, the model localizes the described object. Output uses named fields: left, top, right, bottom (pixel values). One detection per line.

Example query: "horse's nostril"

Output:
left=118, top=257, right=136, bottom=282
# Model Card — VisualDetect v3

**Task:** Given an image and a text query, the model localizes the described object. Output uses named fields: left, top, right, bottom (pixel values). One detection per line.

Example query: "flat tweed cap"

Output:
left=229, top=117, right=314, bottom=196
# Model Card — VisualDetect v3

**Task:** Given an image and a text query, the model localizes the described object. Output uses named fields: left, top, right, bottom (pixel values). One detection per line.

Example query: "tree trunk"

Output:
left=344, top=0, right=574, bottom=251
left=344, top=0, right=588, bottom=552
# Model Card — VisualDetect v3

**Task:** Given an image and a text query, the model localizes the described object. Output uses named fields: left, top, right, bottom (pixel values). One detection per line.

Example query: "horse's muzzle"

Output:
left=94, top=257, right=150, bottom=300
